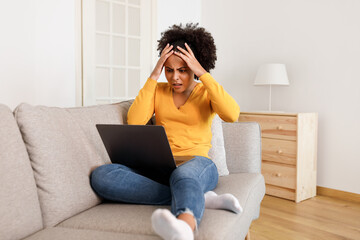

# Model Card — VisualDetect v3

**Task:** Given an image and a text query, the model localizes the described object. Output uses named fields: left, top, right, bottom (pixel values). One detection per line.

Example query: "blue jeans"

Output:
left=90, top=156, right=219, bottom=226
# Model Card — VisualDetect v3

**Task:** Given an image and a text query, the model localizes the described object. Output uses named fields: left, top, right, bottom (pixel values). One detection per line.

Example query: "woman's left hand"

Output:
left=174, top=43, right=207, bottom=78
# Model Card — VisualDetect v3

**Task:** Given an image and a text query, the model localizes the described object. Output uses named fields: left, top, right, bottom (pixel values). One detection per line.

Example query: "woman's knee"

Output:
left=171, top=158, right=218, bottom=191
left=91, top=163, right=113, bottom=179
left=90, top=164, right=124, bottom=192
left=169, top=157, right=212, bottom=184
left=169, top=166, right=194, bottom=185
left=205, top=163, right=219, bottom=191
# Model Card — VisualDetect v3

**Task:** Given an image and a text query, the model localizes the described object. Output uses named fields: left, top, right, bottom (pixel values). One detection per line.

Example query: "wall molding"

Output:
left=317, top=186, right=360, bottom=203
left=75, top=0, right=83, bottom=107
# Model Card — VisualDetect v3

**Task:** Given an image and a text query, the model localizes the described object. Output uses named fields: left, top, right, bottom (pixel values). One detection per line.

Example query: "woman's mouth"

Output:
left=172, top=83, right=183, bottom=89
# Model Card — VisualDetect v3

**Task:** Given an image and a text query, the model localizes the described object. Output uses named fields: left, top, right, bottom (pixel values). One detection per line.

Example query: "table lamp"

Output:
left=254, top=63, right=289, bottom=111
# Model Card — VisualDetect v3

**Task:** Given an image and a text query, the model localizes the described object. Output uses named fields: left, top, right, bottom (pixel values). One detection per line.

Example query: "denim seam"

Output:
left=170, top=157, right=215, bottom=228
left=170, top=177, right=205, bottom=227
left=104, top=166, right=129, bottom=176
left=170, top=177, right=201, bottom=186
left=198, top=161, right=216, bottom=179
left=170, top=177, right=192, bottom=213
left=171, top=177, right=199, bottom=222
left=170, top=186, right=176, bottom=215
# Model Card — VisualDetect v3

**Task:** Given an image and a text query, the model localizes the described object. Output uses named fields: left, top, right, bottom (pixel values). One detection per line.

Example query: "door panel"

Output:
left=83, top=0, right=154, bottom=106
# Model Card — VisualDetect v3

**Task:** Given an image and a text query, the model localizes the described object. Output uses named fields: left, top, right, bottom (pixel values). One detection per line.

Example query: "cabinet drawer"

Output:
left=239, top=114, right=297, bottom=140
left=265, top=184, right=296, bottom=201
left=262, top=138, right=297, bottom=165
left=262, top=161, right=296, bottom=189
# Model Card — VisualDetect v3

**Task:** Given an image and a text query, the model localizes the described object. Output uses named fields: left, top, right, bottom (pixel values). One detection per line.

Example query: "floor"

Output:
left=249, top=195, right=360, bottom=240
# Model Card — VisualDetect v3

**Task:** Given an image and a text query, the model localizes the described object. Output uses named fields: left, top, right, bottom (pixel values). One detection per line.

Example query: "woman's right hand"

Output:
left=149, top=43, right=174, bottom=81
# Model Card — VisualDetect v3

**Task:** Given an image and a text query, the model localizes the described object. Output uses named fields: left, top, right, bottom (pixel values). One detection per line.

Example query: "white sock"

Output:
left=151, top=209, right=194, bottom=240
left=204, top=191, right=243, bottom=213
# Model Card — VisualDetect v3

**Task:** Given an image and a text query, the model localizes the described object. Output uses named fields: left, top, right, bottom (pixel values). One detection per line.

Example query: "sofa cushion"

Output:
left=0, top=104, right=43, bottom=240
left=57, top=173, right=265, bottom=240
left=208, top=114, right=229, bottom=176
left=201, top=173, right=265, bottom=240
left=24, top=227, right=161, bottom=240
left=14, top=101, right=133, bottom=227
left=222, top=122, right=262, bottom=174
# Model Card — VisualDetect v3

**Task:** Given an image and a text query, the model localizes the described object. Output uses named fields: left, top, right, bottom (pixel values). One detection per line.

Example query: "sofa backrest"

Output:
left=13, top=100, right=133, bottom=227
left=222, top=122, right=262, bottom=174
left=0, top=104, right=43, bottom=240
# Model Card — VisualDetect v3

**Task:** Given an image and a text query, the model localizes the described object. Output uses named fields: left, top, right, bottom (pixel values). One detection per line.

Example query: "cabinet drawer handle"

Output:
left=277, top=125, right=283, bottom=130
left=275, top=173, right=282, bottom=177
left=277, top=150, right=283, bottom=154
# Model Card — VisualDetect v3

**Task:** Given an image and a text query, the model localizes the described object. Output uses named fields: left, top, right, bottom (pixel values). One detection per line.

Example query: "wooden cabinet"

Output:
left=239, top=112, right=318, bottom=202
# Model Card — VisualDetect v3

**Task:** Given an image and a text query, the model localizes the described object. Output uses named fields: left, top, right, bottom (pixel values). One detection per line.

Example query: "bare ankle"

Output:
left=177, top=213, right=196, bottom=231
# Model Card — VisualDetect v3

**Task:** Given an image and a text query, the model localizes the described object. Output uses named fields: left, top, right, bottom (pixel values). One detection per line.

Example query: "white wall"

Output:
left=0, top=0, right=76, bottom=111
left=201, top=0, right=360, bottom=194
left=0, top=0, right=200, bottom=109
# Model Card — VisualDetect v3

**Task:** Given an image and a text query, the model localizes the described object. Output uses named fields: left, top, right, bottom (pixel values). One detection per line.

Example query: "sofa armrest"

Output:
left=222, top=122, right=262, bottom=174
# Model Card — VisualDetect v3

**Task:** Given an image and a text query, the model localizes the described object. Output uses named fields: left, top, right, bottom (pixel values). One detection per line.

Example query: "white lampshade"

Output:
left=254, top=64, right=289, bottom=86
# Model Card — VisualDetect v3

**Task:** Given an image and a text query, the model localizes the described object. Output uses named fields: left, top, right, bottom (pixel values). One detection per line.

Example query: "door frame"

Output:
left=74, top=0, right=158, bottom=107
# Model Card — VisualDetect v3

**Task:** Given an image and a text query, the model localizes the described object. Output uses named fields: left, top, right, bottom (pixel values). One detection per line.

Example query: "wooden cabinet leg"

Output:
left=245, top=230, right=251, bottom=240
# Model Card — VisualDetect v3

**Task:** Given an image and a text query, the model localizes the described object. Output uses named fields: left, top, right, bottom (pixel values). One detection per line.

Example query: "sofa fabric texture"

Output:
left=25, top=227, right=162, bottom=240
left=208, top=114, right=229, bottom=176
left=1, top=101, right=265, bottom=240
left=223, top=122, right=262, bottom=174
left=13, top=101, right=132, bottom=227
left=57, top=173, right=265, bottom=240
left=0, top=104, right=43, bottom=240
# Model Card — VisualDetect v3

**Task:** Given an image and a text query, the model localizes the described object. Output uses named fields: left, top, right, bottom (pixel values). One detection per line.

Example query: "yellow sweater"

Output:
left=127, top=73, right=240, bottom=158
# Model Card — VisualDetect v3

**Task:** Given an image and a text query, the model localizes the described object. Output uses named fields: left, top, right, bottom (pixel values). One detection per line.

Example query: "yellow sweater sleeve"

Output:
left=127, top=78, right=157, bottom=125
left=199, top=73, right=240, bottom=122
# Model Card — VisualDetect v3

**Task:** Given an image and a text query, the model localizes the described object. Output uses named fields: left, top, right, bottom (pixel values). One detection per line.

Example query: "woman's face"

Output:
left=164, top=54, right=195, bottom=95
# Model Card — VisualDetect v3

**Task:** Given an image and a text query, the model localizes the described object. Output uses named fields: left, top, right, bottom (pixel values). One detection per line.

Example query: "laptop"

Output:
left=96, top=124, right=193, bottom=186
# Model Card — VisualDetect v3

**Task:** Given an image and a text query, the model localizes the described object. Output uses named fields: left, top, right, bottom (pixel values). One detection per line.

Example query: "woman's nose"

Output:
left=172, top=71, right=179, bottom=80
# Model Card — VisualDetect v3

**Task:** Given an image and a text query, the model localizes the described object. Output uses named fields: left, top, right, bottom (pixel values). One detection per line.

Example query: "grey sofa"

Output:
left=0, top=100, right=265, bottom=240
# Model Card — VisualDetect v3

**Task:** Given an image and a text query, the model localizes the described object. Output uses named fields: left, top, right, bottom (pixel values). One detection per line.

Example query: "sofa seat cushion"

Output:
left=24, top=227, right=161, bottom=240
left=199, top=173, right=265, bottom=240
left=0, top=104, right=43, bottom=240
left=14, top=101, right=133, bottom=227
left=57, top=173, right=265, bottom=240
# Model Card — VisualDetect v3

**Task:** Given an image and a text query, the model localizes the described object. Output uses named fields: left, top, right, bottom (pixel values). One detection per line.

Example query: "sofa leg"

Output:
left=245, top=230, right=251, bottom=240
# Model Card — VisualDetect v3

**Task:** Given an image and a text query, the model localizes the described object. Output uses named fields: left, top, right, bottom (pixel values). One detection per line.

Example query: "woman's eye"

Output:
left=179, top=70, right=186, bottom=73
left=166, top=69, right=173, bottom=72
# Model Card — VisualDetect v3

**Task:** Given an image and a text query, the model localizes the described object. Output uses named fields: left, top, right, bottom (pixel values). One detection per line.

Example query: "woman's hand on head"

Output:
left=174, top=43, right=207, bottom=78
left=149, top=44, right=174, bottom=81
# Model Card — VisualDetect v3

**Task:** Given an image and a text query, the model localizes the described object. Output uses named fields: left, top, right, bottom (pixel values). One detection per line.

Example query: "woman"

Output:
left=91, top=23, right=242, bottom=240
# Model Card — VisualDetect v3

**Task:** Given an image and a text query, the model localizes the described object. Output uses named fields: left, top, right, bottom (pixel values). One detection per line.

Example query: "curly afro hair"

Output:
left=157, top=23, right=217, bottom=79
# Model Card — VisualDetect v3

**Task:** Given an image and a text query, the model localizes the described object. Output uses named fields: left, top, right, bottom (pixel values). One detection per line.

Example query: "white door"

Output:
left=82, top=0, right=156, bottom=106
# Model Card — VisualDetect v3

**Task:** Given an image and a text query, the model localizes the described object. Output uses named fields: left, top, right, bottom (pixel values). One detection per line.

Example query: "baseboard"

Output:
left=317, top=186, right=360, bottom=203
